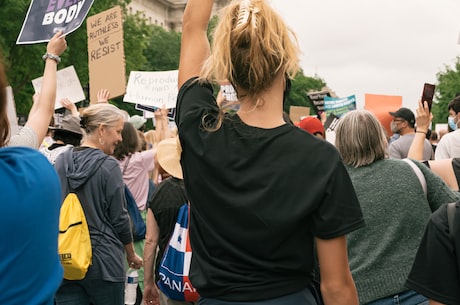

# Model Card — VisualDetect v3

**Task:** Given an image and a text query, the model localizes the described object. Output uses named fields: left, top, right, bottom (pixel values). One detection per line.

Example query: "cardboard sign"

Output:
left=87, top=6, right=125, bottom=103
left=17, top=0, right=94, bottom=44
left=32, top=65, right=85, bottom=109
left=124, top=70, right=178, bottom=109
left=364, top=94, right=402, bottom=136
left=324, top=95, right=357, bottom=118
left=6, top=87, right=19, bottom=135
left=289, top=106, right=310, bottom=123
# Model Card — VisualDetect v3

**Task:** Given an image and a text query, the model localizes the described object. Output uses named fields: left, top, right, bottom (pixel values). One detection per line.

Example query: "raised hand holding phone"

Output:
left=421, top=83, right=435, bottom=111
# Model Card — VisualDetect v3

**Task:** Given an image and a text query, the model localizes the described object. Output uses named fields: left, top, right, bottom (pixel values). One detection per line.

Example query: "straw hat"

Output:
left=156, top=137, right=183, bottom=179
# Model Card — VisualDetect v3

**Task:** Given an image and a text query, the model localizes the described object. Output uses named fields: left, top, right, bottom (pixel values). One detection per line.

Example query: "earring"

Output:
left=99, top=137, right=105, bottom=146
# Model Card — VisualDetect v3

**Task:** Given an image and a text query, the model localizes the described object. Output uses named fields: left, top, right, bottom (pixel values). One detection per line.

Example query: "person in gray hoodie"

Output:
left=54, top=103, right=143, bottom=305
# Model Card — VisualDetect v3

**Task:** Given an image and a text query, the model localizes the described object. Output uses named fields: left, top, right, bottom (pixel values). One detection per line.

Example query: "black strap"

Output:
left=447, top=202, right=456, bottom=240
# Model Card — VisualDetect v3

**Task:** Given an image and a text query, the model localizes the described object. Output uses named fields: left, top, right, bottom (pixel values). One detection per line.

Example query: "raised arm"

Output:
left=178, top=0, right=213, bottom=88
left=60, top=98, right=80, bottom=117
left=24, top=31, right=67, bottom=146
left=408, top=100, right=431, bottom=160
left=408, top=101, right=458, bottom=190
left=97, top=88, right=110, bottom=104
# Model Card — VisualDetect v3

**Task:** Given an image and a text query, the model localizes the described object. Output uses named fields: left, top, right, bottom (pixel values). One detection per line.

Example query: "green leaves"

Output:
left=433, top=56, right=460, bottom=124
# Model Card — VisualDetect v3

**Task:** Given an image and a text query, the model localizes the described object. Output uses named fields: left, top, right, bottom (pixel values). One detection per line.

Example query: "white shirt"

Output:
left=435, top=129, right=460, bottom=160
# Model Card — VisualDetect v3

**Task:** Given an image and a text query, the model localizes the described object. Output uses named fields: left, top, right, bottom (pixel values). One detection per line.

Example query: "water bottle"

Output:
left=124, top=268, right=138, bottom=305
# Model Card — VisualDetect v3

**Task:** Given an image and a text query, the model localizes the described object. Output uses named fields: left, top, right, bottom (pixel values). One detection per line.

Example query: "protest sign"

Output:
left=32, top=65, right=85, bottom=109
left=364, top=93, right=402, bottom=136
left=324, top=95, right=357, bottom=118
left=17, top=0, right=94, bottom=44
left=289, top=106, right=310, bottom=123
left=307, top=90, right=331, bottom=114
left=324, top=113, right=340, bottom=132
left=6, top=87, right=19, bottom=135
left=87, top=6, right=125, bottom=103
left=124, top=70, right=178, bottom=109
left=135, top=104, right=177, bottom=121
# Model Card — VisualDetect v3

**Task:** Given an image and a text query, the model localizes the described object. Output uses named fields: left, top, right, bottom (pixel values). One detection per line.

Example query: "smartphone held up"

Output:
left=421, top=83, right=435, bottom=111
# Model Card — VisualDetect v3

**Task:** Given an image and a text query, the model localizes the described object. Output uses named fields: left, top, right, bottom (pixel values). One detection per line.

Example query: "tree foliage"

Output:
left=432, top=56, right=460, bottom=125
left=143, top=26, right=181, bottom=71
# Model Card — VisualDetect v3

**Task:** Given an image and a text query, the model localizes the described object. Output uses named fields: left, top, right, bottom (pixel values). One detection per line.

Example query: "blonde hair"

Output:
left=335, top=110, right=388, bottom=168
left=80, top=103, right=125, bottom=135
left=201, top=0, right=300, bottom=97
left=144, top=130, right=157, bottom=147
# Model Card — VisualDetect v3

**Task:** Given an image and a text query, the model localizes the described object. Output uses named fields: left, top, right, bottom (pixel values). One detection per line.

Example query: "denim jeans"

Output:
left=366, top=290, right=429, bottom=305
left=55, top=279, right=124, bottom=305
left=198, top=288, right=317, bottom=305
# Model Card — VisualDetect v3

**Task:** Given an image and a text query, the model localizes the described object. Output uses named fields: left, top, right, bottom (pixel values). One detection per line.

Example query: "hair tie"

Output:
left=236, top=0, right=255, bottom=29
left=80, top=116, right=88, bottom=129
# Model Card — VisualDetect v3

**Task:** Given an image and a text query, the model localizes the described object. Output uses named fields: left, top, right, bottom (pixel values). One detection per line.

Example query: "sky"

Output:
left=270, top=0, right=460, bottom=113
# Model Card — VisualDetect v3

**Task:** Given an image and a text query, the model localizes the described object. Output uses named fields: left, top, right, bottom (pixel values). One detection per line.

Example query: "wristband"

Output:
left=42, top=53, right=61, bottom=64
left=416, top=130, right=427, bottom=135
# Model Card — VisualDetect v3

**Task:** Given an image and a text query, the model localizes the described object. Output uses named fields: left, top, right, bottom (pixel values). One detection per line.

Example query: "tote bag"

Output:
left=157, top=203, right=199, bottom=302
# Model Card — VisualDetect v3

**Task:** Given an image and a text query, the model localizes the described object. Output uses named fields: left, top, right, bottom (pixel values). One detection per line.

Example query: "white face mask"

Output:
left=448, top=116, right=458, bottom=131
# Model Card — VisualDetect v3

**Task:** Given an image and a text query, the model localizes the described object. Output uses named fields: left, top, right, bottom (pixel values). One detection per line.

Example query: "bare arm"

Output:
left=178, top=0, right=213, bottom=88
left=408, top=100, right=431, bottom=160
left=428, top=159, right=458, bottom=191
left=24, top=31, right=67, bottom=147
left=316, top=236, right=359, bottom=305
left=143, top=209, right=160, bottom=305
left=430, top=300, right=445, bottom=305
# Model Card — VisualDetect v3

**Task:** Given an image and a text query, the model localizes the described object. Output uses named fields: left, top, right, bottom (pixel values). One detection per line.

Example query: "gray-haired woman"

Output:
left=54, top=103, right=142, bottom=305
left=335, top=110, right=459, bottom=305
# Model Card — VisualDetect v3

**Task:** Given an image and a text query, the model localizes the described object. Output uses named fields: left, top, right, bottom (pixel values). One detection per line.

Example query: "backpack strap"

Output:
left=122, top=154, right=132, bottom=175
left=447, top=202, right=456, bottom=240
left=403, top=158, right=427, bottom=198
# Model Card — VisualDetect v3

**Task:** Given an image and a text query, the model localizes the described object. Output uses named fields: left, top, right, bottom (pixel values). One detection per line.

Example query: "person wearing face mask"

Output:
left=435, top=96, right=460, bottom=160
left=388, top=107, right=433, bottom=160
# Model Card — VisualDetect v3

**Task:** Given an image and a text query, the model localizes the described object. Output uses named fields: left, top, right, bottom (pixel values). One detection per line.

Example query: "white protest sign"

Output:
left=123, top=70, right=178, bottom=109
left=6, top=87, right=19, bottom=135
left=32, top=65, right=85, bottom=109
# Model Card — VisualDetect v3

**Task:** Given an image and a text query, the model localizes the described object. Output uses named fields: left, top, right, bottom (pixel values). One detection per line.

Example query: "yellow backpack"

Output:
left=58, top=192, right=92, bottom=280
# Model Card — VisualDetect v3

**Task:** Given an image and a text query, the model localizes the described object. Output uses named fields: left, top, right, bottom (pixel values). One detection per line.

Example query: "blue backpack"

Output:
left=125, top=184, right=146, bottom=241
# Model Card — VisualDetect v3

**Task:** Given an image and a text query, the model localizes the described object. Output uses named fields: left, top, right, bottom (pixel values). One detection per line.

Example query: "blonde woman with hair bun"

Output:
left=172, top=1, right=364, bottom=304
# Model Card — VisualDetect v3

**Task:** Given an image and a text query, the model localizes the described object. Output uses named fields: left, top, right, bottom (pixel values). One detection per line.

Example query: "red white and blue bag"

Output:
left=157, top=203, right=199, bottom=302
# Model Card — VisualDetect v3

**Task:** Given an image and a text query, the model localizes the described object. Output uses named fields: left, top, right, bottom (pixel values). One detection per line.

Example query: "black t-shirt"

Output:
left=175, top=77, right=365, bottom=301
left=147, top=177, right=188, bottom=283
left=406, top=202, right=460, bottom=304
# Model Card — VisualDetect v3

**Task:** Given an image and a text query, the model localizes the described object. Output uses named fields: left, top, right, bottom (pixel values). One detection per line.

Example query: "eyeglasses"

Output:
left=392, top=119, right=405, bottom=123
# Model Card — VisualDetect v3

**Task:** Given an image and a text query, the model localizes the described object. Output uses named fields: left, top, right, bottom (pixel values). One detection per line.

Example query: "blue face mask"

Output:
left=448, top=116, right=457, bottom=131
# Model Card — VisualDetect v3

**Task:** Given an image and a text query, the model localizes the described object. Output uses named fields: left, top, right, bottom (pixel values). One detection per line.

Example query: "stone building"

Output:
left=128, top=0, right=230, bottom=31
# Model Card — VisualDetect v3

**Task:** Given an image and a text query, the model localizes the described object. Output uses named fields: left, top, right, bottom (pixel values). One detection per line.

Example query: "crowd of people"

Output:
left=1, top=0, right=460, bottom=305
